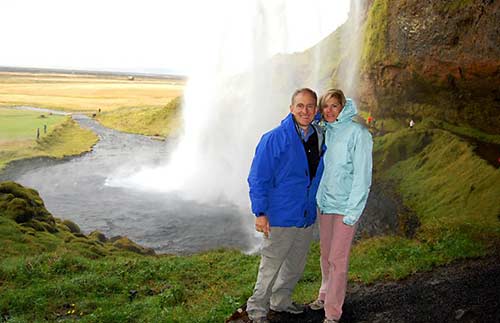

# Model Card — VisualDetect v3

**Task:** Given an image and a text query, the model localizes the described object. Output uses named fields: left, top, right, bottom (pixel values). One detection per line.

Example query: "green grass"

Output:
left=0, top=110, right=98, bottom=170
left=384, top=130, right=500, bottom=240
left=0, top=108, right=66, bottom=141
left=95, top=97, right=182, bottom=137
left=433, top=119, right=500, bottom=144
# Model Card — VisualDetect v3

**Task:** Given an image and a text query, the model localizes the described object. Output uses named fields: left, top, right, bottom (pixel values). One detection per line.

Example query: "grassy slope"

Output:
left=1, top=123, right=499, bottom=322
left=95, top=96, right=182, bottom=137
left=0, top=109, right=98, bottom=171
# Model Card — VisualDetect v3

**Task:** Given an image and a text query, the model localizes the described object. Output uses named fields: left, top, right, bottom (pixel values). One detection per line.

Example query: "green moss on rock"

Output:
left=0, top=181, right=55, bottom=228
left=89, top=230, right=108, bottom=243
left=0, top=181, right=158, bottom=258
left=62, top=220, right=81, bottom=234
left=112, top=237, right=155, bottom=256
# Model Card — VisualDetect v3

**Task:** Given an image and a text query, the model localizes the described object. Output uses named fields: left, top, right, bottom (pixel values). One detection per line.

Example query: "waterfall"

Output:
left=338, top=0, right=364, bottom=98
left=107, top=0, right=363, bottom=252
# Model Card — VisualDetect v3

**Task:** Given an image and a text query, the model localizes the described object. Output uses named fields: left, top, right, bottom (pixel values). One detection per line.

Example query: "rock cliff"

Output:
left=357, top=0, right=499, bottom=133
left=290, top=0, right=499, bottom=133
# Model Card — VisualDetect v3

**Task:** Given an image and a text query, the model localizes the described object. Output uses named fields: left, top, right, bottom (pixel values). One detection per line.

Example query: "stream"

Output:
left=1, top=110, right=256, bottom=254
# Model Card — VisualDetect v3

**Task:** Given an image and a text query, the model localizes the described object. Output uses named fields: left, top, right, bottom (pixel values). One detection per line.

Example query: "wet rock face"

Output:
left=359, top=0, right=500, bottom=133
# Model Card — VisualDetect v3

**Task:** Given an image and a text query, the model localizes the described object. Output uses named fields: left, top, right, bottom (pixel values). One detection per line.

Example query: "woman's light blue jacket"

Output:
left=316, top=98, right=373, bottom=226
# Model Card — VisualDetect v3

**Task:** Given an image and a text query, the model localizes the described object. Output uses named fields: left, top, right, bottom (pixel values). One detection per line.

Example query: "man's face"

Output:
left=321, top=96, right=343, bottom=123
left=290, top=92, right=317, bottom=129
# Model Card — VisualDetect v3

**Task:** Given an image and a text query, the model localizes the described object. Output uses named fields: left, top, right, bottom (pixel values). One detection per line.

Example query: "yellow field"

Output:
left=0, top=71, right=185, bottom=112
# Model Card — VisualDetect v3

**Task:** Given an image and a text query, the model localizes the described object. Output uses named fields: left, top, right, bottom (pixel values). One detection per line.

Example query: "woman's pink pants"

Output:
left=318, top=214, right=357, bottom=320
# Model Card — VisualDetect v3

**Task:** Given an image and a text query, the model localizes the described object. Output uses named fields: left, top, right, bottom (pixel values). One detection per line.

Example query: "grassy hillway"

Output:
left=1, top=119, right=499, bottom=322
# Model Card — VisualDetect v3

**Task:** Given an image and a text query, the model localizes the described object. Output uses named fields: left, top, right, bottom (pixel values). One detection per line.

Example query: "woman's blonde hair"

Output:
left=318, top=89, right=346, bottom=112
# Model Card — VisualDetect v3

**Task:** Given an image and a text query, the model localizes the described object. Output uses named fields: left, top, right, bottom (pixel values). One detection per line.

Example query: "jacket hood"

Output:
left=326, top=98, right=357, bottom=126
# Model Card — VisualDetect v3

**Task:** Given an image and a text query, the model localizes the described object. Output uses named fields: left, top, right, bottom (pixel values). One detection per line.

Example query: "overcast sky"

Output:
left=0, top=0, right=350, bottom=75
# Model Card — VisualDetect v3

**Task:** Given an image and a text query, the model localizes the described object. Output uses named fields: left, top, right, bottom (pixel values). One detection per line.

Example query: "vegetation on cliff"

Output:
left=356, top=0, right=500, bottom=133
left=360, top=0, right=389, bottom=70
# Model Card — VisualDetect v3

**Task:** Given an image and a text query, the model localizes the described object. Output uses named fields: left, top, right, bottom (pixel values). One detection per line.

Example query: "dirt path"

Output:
left=227, top=253, right=500, bottom=323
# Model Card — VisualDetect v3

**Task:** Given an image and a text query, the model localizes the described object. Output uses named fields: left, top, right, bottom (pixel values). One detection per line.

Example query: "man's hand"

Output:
left=255, top=215, right=270, bottom=238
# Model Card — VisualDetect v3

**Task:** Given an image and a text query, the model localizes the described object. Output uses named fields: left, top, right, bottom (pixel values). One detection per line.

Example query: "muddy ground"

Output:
left=226, top=252, right=500, bottom=323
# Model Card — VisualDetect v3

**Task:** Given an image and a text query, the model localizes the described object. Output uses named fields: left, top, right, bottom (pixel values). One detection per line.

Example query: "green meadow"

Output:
left=0, top=108, right=98, bottom=171
left=0, top=109, right=65, bottom=141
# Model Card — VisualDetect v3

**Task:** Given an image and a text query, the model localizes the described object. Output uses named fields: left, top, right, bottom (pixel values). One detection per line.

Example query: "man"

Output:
left=246, top=88, right=324, bottom=323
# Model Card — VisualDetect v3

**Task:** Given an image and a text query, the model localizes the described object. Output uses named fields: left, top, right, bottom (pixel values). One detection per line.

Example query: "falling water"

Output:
left=107, top=0, right=364, bottom=252
left=337, top=0, right=365, bottom=97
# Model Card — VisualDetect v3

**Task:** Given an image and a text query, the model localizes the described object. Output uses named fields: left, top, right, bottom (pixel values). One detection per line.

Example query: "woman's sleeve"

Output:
left=343, top=128, right=373, bottom=226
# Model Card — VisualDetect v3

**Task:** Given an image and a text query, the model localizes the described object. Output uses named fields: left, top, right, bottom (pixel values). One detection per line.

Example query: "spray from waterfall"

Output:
left=335, top=0, right=365, bottom=98
left=106, top=0, right=362, bottom=252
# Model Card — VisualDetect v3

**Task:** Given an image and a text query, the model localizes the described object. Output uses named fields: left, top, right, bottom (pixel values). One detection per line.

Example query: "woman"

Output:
left=310, top=89, right=373, bottom=323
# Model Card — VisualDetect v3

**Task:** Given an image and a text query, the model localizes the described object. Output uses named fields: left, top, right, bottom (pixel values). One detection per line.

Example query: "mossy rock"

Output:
left=62, top=220, right=81, bottom=234
left=0, top=193, right=15, bottom=202
left=109, top=235, right=124, bottom=243
left=0, top=181, right=54, bottom=224
left=3, top=198, right=34, bottom=223
left=57, top=223, right=71, bottom=232
left=64, top=235, right=75, bottom=243
left=89, top=245, right=109, bottom=257
left=112, top=237, right=155, bottom=256
left=89, top=230, right=108, bottom=243
left=22, top=220, right=46, bottom=232
left=0, top=181, right=44, bottom=207
left=69, top=237, right=92, bottom=245
left=40, top=221, right=58, bottom=233
left=19, top=226, right=36, bottom=235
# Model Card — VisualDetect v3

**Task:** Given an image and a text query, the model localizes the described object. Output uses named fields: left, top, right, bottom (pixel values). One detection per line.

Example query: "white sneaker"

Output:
left=309, top=299, right=324, bottom=310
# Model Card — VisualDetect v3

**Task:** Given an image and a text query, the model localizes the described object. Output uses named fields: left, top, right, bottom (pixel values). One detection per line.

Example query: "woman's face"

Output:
left=322, top=96, right=343, bottom=123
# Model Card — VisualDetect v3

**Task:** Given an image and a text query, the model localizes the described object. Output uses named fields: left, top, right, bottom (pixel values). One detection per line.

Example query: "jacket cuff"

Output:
left=342, top=215, right=357, bottom=226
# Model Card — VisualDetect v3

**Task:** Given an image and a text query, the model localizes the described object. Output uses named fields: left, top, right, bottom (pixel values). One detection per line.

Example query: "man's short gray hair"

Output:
left=291, top=88, right=318, bottom=105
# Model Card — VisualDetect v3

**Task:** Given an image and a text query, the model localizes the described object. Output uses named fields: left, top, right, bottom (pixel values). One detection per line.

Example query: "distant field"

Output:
left=0, top=108, right=98, bottom=170
left=0, top=72, right=185, bottom=112
left=0, top=108, right=65, bottom=141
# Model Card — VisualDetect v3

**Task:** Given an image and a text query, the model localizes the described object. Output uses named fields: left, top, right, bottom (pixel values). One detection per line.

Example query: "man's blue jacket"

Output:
left=248, top=113, right=324, bottom=227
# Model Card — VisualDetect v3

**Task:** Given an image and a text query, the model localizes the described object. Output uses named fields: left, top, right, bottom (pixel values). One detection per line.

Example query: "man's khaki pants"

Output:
left=246, top=225, right=314, bottom=320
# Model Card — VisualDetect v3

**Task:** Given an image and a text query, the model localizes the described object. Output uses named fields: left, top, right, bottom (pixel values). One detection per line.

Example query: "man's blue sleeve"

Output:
left=247, top=132, right=284, bottom=215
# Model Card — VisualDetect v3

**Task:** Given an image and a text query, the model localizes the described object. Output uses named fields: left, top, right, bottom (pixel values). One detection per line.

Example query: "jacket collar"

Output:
left=325, top=98, right=357, bottom=129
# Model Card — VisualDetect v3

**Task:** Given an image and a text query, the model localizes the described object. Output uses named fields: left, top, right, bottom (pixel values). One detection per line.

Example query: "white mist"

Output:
left=107, top=0, right=363, bottom=252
